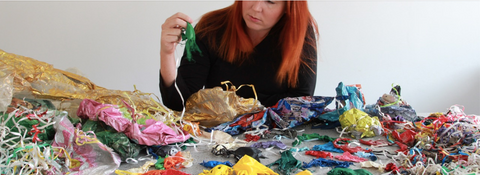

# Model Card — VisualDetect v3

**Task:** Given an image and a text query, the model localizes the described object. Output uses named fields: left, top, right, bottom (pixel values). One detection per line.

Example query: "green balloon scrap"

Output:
left=267, top=150, right=304, bottom=175
left=327, top=168, right=373, bottom=175
left=181, top=22, right=202, bottom=62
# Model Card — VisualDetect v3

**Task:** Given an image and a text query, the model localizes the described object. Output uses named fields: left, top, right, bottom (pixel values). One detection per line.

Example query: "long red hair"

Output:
left=195, top=1, right=318, bottom=88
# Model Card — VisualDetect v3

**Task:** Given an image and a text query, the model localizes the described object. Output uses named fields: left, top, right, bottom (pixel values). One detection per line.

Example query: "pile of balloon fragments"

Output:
left=1, top=49, right=480, bottom=175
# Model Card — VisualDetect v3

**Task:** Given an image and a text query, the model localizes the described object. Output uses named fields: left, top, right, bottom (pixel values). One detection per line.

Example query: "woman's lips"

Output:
left=249, top=15, right=261, bottom=23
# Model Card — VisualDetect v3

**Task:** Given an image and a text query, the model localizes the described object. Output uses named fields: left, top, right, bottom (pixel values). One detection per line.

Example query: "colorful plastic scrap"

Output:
left=302, top=157, right=353, bottom=169
left=290, top=147, right=310, bottom=153
left=251, top=141, right=287, bottom=150
left=360, top=161, right=386, bottom=172
left=199, top=164, right=233, bottom=175
left=263, top=128, right=298, bottom=140
left=245, top=134, right=261, bottom=142
left=305, top=150, right=333, bottom=159
left=338, top=108, right=382, bottom=138
left=141, top=169, right=191, bottom=175
left=211, top=145, right=266, bottom=163
left=312, top=142, right=344, bottom=153
left=364, top=84, right=417, bottom=121
left=77, top=99, right=190, bottom=146
left=233, top=155, right=279, bottom=175
left=292, top=133, right=336, bottom=147
left=333, top=138, right=371, bottom=154
left=318, top=82, right=365, bottom=122
left=267, top=150, right=303, bottom=175
left=334, top=152, right=368, bottom=163
left=269, top=96, right=334, bottom=129
left=181, top=22, right=202, bottom=62
left=163, top=152, right=186, bottom=170
left=354, top=151, right=378, bottom=161
left=200, top=160, right=234, bottom=168
left=359, top=139, right=390, bottom=147
left=51, top=113, right=121, bottom=174
left=327, top=168, right=373, bottom=175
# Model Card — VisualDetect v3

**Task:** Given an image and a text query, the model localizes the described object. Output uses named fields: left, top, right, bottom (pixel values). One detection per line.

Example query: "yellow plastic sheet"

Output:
left=233, top=155, right=278, bottom=175
left=295, top=170, right=313, bottom=175
left=339, top=108, right=381, bottom=138
left=199, top=164, right=234, bottom=175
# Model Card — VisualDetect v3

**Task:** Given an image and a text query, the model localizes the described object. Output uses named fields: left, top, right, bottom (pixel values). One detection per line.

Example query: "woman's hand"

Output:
left=160, top=12, right=193, bottom=55
left=160, top=12, right=193, bottom=87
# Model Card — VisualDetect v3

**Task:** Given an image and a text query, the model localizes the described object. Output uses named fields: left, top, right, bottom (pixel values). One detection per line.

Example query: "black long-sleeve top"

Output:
left=160, top=23, right=317, bottom=111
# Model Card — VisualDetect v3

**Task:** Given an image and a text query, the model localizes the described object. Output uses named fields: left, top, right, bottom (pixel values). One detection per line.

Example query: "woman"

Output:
left=160, top=1, right=319, bottom=111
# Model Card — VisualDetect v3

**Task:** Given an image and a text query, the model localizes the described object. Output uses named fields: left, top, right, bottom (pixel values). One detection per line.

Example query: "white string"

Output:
left=337, top=126, right=350, bottom=138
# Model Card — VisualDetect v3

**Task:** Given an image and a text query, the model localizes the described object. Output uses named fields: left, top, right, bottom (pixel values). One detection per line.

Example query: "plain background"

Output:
left=0, top=0, right=479, bottom=114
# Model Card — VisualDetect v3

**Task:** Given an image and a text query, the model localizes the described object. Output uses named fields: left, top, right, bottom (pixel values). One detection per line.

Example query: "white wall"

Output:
left=1, top=1, right=479, bottom=114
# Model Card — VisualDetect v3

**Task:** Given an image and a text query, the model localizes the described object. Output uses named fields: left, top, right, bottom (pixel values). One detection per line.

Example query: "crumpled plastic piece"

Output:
left=327, top=168, right=373, bottom=175
left=233, top=155, right=278, bottom=175
left=290, top=147, right=310, bottom=153
left=200, top=130, right=248, bottom=147
left=233, top=147, right=266, bottom=163
left=206, top=109, right=268, bottom=136
left=182, top=22, right=202, bottom=62
left=302, top=158, right=353, bottom=168
left=251, top=141, right=287, bottom=150
left=360, top=161, right=386, bottom=172
left=51, top=112, right=121, bottom=174
left=305, top=150, right=333, bottom=159
left=385, top=163, right=399, bottom=174
left=1, top=108, right=56, bottom=147
left=163, top=152, right=186, bottom=170
left=0, top=49, right=167, bottom=119
left=334, top=152, right=368, bottom=163
left=4, top=97, right=34, bottom=113
left=391, top=129, right=416, bottom=146
left=199, top=164, right=233, bottom=175
left=269, top=96, right=334, bottom=129
left=182, top=82, right=264, bottom=128
left=245, top=134, right=261, bottom=142
left=150, top=145, right=181, bottom=158
left=200, top=161, right=234, bottom=168
left=77, top=99, right=190, bottom=146
left=115, top=160, right=156, bottom=174
left=155, top=156, right=166, bottom=170
left=295, top=170, right=313, bottom=175
left=354, top=151, right=377, bottom=161
left=333, top=138, right=371, bottom=154
left=359, top=139, right=390, bottom=147
left=2, top=142, right=63, bottom=174
left=141, top=169, right=191, bottom=175
left=394, top=141, right=408, bottom=153
left=264, top=128, right=298, bottom=140
left=267, top=150, right=303, bottom=175
left=82, top=119, right=141, bottom=161
left=318, top=82, right=365, bottom=122
left=312, top=142, right=344, bottom=153
left=0, top=71, right=13, bottom=112
left=364, top=85, right=417, bottom=121
left=292, top=133, right=336, bottom=147
left=339, top=108, right=382, bottom=138
left=182, top=121, right=202, bottom=136
left=210, top=145, right=266, bottom=163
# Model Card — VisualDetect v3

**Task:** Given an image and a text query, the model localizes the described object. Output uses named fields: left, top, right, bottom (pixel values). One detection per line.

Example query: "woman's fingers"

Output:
left=160, top=12, right=193, bottom=55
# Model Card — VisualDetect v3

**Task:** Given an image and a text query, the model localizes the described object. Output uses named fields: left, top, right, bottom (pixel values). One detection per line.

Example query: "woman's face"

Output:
left=242, top=1, right=285, bottom=34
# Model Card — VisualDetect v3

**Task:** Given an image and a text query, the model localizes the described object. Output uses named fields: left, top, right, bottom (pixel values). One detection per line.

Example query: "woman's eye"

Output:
left=267, top=0, right=275, bottom=4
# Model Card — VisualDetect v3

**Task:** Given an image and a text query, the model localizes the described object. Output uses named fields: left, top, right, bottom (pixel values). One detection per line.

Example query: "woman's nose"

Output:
left=251, top=1, right=263, bottom=12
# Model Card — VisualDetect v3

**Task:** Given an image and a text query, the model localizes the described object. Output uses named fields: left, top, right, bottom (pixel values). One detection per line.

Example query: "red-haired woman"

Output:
left=160, top=1, right=318, bottom=111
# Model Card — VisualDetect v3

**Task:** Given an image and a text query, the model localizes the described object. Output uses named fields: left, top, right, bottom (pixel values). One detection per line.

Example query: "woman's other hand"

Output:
left=160, top=12, right=193, bottom=87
